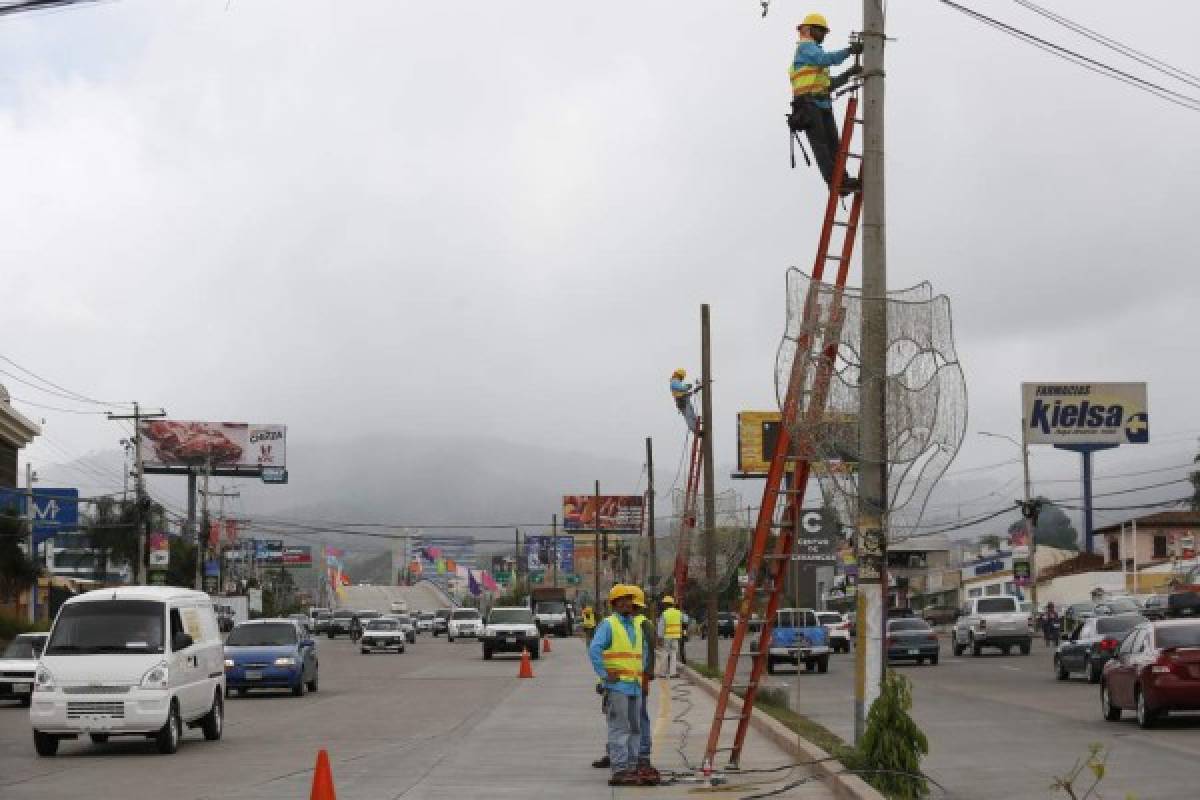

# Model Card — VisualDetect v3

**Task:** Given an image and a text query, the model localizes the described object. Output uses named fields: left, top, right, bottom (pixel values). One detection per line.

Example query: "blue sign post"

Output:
left=0, top=487, right=79, bottom=621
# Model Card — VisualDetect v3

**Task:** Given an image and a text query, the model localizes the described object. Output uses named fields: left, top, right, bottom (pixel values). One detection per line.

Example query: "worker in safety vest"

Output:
left=581, top=605, right=597, bottom=642
left=788, top=13, right=864, bottom=194
left=587, top=584, right=651, bottom=787
left=658, top=595, right=685, bottom=678
left=670, top=368, right=700, bottom=434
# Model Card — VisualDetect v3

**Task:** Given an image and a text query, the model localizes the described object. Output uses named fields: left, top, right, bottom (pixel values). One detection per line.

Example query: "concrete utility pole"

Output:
left=701, top=304, right=718, bottom=669
left=551, top=514, right=559, bottom=588
left=854, top=0, right=888, bottom=744
left=24, top=462, right=36, bottom=623
left=645, top=437, right=656, bottom=595
left=202, top=485, right=240, bottom=594
left=594, top=480, right=602, bottom=615
left=107, top=403, right=166, bottom=585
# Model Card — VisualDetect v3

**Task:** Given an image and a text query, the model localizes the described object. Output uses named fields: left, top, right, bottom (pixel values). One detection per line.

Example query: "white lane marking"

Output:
left=998, top=665, right=1022, bottom=672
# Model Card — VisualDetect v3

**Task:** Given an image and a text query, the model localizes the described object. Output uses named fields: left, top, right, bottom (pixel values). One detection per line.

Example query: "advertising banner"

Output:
left=138, top=419, right=287, bottom=469
left=1021, top=383, right=1148, bottom=446
left=736, top=411, right=858, bottom=477
left=281, top=546, right=312, bottom=567
left=525, top=536, right=575, bottom=573
left=0, top=487, right=80, bottom=547
left=562, top=495, right=644, bottom=531
left=149, top=532, right=170, bottom=567
left=204, top=558, right=221, bottom=577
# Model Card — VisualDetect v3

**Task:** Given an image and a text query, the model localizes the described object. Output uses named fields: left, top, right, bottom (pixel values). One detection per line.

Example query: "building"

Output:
left=0, top=384, right=40, bottom=489
left=1097, top=511, right=1200, bottom=570
left=887, top=534, right=952, bottom=610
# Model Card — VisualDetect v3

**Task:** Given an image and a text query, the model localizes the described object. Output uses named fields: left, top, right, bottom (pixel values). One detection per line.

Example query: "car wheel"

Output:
left=327, top=633, right=335, bottom=639
left=1055, top=657, right=1069, bottom=681
left=155, top=701, right=182, bottom=755
left=1020, top=640, right=1031, bottom=656
left=483, top=646, right=493, bottom=660
left=89, top=733, right=110, bottom=744
left=448, top=636, right=454, bottom=643
left=767, top=657, right=777, bottom=675
left=530, top=645, right=541, bottom=661
left=201, top=691, right=223, bottom=741
left=1002, top=646, right=1012, bottom=656
left=970, top=635, right=982, bottom=657
left=1136, top=687, right=1157, bottom=729
left=293, top=677, right=306, bottom=697
left=33, top=730, right=59, bottom=757
left=817, top=655, right=829, bottom=674
left=1101, top=682, right=1121, bottom=721
left=1087, top=663, right=1102, bottom=684
left=361, top=648, right=370, bottom=654
left=930, top=653, right=939, bottom=666
left=952, top=634, right=965, bottom=657
left=916, top=657, right=924, bottom=666
left=307, top=670, right=319, bottom=692
left=398, top=643, right=405, bottom=654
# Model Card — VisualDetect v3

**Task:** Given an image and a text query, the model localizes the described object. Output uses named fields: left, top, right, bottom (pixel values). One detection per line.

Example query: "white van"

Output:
left=30, top=586, right=225, bottom=756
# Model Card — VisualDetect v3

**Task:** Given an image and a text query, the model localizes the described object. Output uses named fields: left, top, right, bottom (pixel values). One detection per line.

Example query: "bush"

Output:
left=0, top=611, right=50, bottom=644
left=857, top=670, right=929, bottom=799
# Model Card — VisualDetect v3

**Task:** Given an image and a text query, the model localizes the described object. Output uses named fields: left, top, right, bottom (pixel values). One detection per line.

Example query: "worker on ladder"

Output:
left=670, top=368, right=701, bottom=434
left=788, top=12, right=863, bottom=194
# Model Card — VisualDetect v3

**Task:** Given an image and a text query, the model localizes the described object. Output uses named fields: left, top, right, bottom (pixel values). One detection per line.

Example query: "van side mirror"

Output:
left=172, top=632, right=194, bottom=651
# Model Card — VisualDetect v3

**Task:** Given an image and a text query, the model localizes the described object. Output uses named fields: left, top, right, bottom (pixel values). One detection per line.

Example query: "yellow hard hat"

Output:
left=608, top=584, right=636, bottom=604
left=672, top=368, right=686, bottom=379
left=800, top=13, right=830, bottom=30
left=629, top=586, right=646, bottom=608
left=662, top=595, right=675, bottom=605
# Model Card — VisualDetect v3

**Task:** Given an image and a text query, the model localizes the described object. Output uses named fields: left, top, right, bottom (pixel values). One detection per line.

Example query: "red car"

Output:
left=1100, top=619, right=1200, bottom=728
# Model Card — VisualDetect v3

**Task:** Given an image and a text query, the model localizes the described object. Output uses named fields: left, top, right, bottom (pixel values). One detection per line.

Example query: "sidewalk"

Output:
left=399, top=638, right=833, bottom=799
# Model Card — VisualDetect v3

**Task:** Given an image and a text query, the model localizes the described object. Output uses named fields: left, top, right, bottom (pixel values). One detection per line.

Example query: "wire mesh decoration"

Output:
left=638, top=489, right=749, bottom=595
left=774, top=268, right=967, bottom=536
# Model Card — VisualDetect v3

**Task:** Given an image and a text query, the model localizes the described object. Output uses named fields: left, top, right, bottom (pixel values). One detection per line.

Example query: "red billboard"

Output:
left=562, top=495, right=644, bottom=531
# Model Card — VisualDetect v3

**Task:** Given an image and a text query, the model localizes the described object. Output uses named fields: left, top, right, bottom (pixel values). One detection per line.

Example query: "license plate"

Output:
left=505, top=637, right=516, bottom=643
left=908, top=649, right=920, bottom=655
left=13, top=683, right=31, bottom=694
left=82, top=716, right=113, bottom=731
left=244, top=670, right=262, bottom=680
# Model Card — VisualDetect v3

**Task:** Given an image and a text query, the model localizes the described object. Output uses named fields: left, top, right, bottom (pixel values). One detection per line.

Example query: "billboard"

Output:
left=736, top=411, right=858, bottom=477
left=0, top=487, right=80, bottom=546
left=149, top=532, right=170, bottom=568
left=138, top=420, right=287, bottom=469
left=562, top=495, right=644, bottom=531
left=1021, top=383, right=1148, bottom=445
left=525, top=535, right=575, bottom=573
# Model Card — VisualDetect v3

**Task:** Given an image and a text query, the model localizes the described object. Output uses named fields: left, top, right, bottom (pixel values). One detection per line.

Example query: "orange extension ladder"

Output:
left=671, top=419, right=704, bottom=609
left=703, top=94, right=865, bottom=771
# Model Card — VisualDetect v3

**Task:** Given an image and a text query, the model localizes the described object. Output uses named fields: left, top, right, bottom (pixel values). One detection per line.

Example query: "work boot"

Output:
left=591, top=755, right=610, bottom=769
left=608, top=770, right=641, bottom=787
left=636, top=764, right=662, bottom=786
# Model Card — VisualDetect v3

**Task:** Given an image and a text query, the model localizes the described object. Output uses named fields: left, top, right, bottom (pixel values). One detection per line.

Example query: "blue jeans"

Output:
left=638, top=689, right=652, bottom=762
left=606, top=691, right=641, bottom=774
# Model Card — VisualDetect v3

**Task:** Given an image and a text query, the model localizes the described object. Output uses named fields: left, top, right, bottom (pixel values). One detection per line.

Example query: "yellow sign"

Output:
left=735, top=410, right=859, bottom=477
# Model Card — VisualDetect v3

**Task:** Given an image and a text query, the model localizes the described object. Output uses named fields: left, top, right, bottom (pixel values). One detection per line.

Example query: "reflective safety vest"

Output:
left=790, top=36, right=832, bottom=98
left=582, top=608, right=596, bottom=628
left=602, top=614, right=644, bottom=685
left=662, top=607, right=684, bottom=639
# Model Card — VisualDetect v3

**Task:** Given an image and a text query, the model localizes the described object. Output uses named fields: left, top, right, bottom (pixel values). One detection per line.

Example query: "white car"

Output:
left=0, top=633, right=47, bottom=708
left=447, top=608, right=484, bottom=641
left=390, top=599, right=408, bottom=614
left=385, top=614, right=418, bottom=644
left=31, top=586, right=225, bottom=757
left=415, top=612, right=435, bottom=633
left=360, top=618, right=406, bottom=654
left=952, top=595, right=1033, bottom=656
left=817, top=611, right=851, bottom=653
left=480, top=607, right=541, bottom=661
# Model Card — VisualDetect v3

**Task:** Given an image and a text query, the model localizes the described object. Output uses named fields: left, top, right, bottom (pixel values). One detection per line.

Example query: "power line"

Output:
left=0, top=353, right=133, bottom=407
left=936, top=0, right=1200, bottom=112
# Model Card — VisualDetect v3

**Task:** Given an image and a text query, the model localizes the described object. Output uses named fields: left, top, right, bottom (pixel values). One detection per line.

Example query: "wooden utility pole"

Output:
left=551, top=513, right=559, bottom=588
left=702, top=304, right=718, bottom=669
left=645, top=437, right=656, bottom=594
left=854, top=0, right=888, bottom=743
left=107, top=403, right=166, bottom=585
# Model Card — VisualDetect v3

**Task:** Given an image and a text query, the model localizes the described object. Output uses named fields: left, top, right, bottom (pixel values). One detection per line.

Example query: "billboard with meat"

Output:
left=138, top=420, right=287, bottom=469
left=562, top=495, right=644, bottom=531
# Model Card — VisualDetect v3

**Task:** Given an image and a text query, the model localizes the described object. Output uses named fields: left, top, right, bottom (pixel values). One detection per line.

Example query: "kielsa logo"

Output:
left=1028, top=397, right=1126, bottom=434
left=1125, top=412, right=1149, bottom=444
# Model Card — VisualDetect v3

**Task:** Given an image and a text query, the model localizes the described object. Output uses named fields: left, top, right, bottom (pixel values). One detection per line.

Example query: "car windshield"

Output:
left=227, top=623, right=298, bottom=647
left=436, top=610, right=452, bottom=619
left=536, top=601, right=566, bottom=613
left=419, top=613, right=434, bottom=619
left=452, top=610, right=481, bottom=620
left=490, top=609, right=534, bottom=624
left=817, top=613, right=841, bottom=625
left=1157, top=624, right=1200, bottom=650
left=316, top=611, right=332, bottom=619
left=1102, top=598, right=1139, bottom=613
left=366, top=619, right=398, bottom=630
left=3, top=636, right=46, bottom=659
left=1096, top=615, right=1144, bottom=634
left=333, top=610, right=355, bottom=619
left=889, top=619, right=930, bottom=632
left=393, top=615, right=412, bottom=624
left=977, top=598, right=1018, bottom=613
left=358, top=611, right=382, bottom=619
left=46, top=600, right=164, bottom=655
left=1068, top=603, right=1095, bottom=615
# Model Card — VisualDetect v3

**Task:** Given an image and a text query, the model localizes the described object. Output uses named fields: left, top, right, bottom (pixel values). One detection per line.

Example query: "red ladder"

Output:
left=671, top=420, right=704, bottom=608
left=703, top=95, right=864, bottom=770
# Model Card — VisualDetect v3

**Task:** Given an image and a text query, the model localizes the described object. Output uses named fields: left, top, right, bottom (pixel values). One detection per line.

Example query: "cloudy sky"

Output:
left=4, top=0, right=1198, bottom=540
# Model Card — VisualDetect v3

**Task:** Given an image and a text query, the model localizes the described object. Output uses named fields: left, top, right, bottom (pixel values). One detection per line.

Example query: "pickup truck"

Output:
left=529, top=588, right=572, bottom=637
left=767, top=608, right=831, bottom=674
left=952, top=595, right=1033, bottom=656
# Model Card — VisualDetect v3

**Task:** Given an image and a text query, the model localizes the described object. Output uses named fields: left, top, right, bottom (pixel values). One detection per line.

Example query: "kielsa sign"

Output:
left=1021, top=383, right=1148, bottom=446
left=138, top=419, right=286, bottom=470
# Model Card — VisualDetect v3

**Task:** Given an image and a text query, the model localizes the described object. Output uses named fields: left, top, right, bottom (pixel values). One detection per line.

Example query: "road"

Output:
left=337, top=581, right=451, bottom=614
left=709, top=634, right=1200, bottom=799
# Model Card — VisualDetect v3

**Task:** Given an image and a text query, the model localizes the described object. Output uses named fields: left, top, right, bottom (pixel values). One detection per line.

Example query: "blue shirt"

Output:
left=670, top=378, right=692, bottom=397
left=792, top=40, right=851, bottom=109
left=588, top=615, right=649, bottom=697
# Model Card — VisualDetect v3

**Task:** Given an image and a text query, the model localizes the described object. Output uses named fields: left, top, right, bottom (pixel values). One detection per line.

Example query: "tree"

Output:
left=979, top=534, right=1003, bottom=550
left=0, top=510, right=41, bottom=605
left=164, top=537, right=198, bottom=589
left=857, top=670, right=929, bottom=799
left=1007, top=498, right=1078, bottom=551
left=85, top=497, right=138, bottom=583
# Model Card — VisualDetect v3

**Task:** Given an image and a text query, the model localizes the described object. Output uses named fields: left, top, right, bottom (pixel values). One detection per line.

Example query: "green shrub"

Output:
left=0, top=611, right=50, bottom=644
left=857, top=670, right=929, bottom=799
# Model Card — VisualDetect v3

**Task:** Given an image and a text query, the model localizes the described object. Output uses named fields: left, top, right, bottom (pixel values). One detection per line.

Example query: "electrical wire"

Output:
left=0, top=353, right=133, bottom=407
left=935, top=0, right=1200, bottom=112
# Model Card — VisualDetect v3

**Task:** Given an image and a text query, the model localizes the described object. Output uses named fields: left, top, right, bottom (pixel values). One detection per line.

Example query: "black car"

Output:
left=432, top=608, right=452, bottom=637
left=717, top=612, right=737, bottom=638
left=1140, top=594, right=1169, bottom=621
left=1094, top=597, right=1140, bottom=616
left=886, top=618, right=939, bottom=665
left=327, top=609, right=356, bottom=638
left=1054, top=612, right=1145, bottom=683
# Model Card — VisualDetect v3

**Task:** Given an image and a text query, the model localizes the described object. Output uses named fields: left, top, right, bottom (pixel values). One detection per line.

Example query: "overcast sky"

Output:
left=4, top=0, right=1198, bottom=539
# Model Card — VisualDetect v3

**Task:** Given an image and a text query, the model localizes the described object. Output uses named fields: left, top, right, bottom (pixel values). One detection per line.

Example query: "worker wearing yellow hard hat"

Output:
left=789, top=12, right=864, bottom=194
left=588, top=584, right=652, bottom=786
left=669, top=369, right=701, bottom=434
left=659, top=595, right=685, bottom=678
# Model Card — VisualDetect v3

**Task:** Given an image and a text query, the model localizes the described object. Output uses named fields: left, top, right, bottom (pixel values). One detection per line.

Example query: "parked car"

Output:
left=481, top=607, right=541, bottom=660
left=327, top=609, right=356, bottom=638
left=717, top=612, right=737, bottom=638
left=415, top=612, right=435, bottom=633
left=31, top=586, right=225, bottom=756
left=0, top=633, right=46, bottom=707
left=817, top=611, right=851, bottom=653
left=390, top=599, right=408, bottom=614
left=308, top=606, right=330, bottom=630
left=767, top=608, right=830, bottom=674
left=287, top=613, right=312, bottom=634
left=920, top=605, right=958, bottom=626
left=886, top=618, right=940, bottom=665
left=1101, top=619, right=1200, bottom=728
left=225, top=619, right=319, bottom=697
left=447, top=608, right=484, bottom=641
left=360, top=618, right=406, bottom=654
left=1055, top=612, right=1145, bottom=683
left=311, top=610, right=333, bottom=634
left=432, top=608, right=452, bottom=637
left=388, top=614, right=417, bottom=644
left=952, top=595, right=1033, bottom=656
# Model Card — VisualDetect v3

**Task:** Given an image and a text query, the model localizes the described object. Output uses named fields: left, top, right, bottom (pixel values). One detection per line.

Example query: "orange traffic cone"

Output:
left=518, top=647, right=535, bottom=678
left=542, top=636, right=552, bottom=654
left=310, top=749, right=337, bottom=800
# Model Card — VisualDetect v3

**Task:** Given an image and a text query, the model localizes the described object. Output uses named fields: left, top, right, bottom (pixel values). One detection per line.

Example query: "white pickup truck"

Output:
left=952, top=595, right=1033, bottom=656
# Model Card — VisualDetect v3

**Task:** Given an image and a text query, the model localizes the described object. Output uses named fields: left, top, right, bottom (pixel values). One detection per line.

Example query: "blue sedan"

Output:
left=224, top=619, right=319, bottom=697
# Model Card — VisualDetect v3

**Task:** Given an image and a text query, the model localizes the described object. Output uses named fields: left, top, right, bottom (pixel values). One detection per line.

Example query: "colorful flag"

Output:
left=455, top=565, right=469, bottom=579
left=224, top=519, right=239, bottom=545
left=481, top=571, right=499, bottom=592
left=446, top=558, right=457, bottom=574
left=436, top=558, right=446, bottom=574
left=468, top=571, right=481, bottom=596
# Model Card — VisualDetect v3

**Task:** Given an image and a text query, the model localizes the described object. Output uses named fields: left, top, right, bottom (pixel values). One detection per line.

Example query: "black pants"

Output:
left=792, top=99, right=843, bottom=186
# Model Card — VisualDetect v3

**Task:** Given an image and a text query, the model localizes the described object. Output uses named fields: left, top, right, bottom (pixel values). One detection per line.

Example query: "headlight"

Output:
left=274, top=657, right=297, bottom=667
left=224, top=658, right=234, bottom=668
left=141, top=663, right=169, bottom=689
left=35, top=667, right=56, bottom=692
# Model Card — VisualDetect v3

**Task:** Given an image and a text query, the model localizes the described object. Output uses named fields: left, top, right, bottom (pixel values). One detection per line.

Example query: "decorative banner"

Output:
left=149, top=532, right=170, bottom=568
left=468, top=571, right=482, bottom=596
left=224, top=519, right=239, bottom=545
left=139, top=419, right=287, bottom=469
left=208, top=521, right=221, bottom=549
left=481, top=571, right=499, bottom=592
left=562, top=495, right=644, bottom=531
left=1021, top=382, right=1149, bottom=445
left=409, top=559, right=422, bottom=576
left=446, top=558, right=457, bottom=574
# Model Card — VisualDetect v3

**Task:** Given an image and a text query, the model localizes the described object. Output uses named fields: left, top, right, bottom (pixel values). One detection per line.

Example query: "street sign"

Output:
left=0, top=487, right=80, bottom=546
